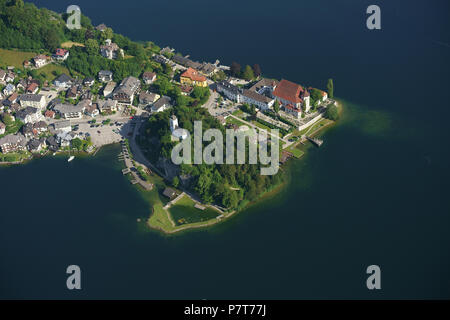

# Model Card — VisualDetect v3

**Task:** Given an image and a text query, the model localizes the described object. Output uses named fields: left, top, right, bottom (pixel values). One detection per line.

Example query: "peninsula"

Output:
left=0, top=0, right=340, bottom=234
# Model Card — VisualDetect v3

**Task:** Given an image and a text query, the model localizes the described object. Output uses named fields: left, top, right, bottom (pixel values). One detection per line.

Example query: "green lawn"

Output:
left=169, top=195, right=220, bottom=226
left=0, top=48, right=36, bottom=68
left=285, top=145, right=305, bottom=159
left=35, top=63, right=71, bottom=81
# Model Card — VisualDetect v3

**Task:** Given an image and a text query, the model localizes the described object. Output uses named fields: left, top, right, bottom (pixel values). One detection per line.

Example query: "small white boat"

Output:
left=68, top=156, right=75, bottom=162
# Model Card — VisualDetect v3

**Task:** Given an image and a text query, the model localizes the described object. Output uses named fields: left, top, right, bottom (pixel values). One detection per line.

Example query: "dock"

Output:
left=306, top=136, right=324, bottom=147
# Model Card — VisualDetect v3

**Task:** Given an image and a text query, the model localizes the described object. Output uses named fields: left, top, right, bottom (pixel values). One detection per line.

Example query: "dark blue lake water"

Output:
left=0, top=0, right=449, bottom=299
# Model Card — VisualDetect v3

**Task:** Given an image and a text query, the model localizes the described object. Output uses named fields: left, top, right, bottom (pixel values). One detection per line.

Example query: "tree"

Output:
left=230, top=61, right=241, bottom=77
left=85, top=38, right=99, bottom=56
left=252, top=64, right=262, bottom=78
left=327, top=78, right=334, bottom=99
left=71, top=138, right=83, bottom=151
left=273, top=100, right=280, bottom=113
left=101, top=27, right=114, bottom=41
left=325, top=105, right=339, bottom=121
left=43, top=28, right=59, bottom=51
left=172, top=176, right=180, bottom=188
left=242, top=65, right=254, bottom=81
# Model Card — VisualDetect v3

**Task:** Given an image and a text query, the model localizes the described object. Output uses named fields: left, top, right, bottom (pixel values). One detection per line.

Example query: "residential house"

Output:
left=153, top=55, right=169, bottom=64
left=0, top=134, right=27, bottom=153
left=33, top=121, right=48, bottom=134
left=162, top=187, right=177, bottom=199
left=5, top=71, right=15, bottom=83
left=56, top=131, right=74, bottom=147
left=0, top=69, right=6, bottom=83
left=142, top=72, right=157, bottom=85
left=198, top=63, right=217, bottom=77
left=46, top=135, right=59, bottom=151
left=180, top=68, right=208, bottom=87
left=0, top=121, right=5, bottom=135
left=217, top=81, right=241, bottom=101
left=85, top=103, right=99, bottom=117
left=8, top=103, right=21, bottom=113
left=249, top=78, right=279, bottom=95
left=96, top=23, right=107, bottom=32
left=98, top=70, right=113, bottom=82
left=53, top=48, right=69, bottom=61
left=284, top=104, right=302, bottom=119
left=18, top=94, right=46, bottom=110
left=33, top=55, right=50, bottom=68
left=26, top=82, right=39, bottom=94
left=112, top=76, right=140, bottom=105
left=16, top=106, right=43, bottom=124
left=5, top=92, right=19, bottom=106
left=22, top=123, right=38, bottom=139
left=53, top=103, right=84, bottom=119
left=16, top=79, right=27, bottom=91
left=54, top=74, right=74, bottom=89
left=53, top=120, right=72, bottom=133
left=27, top=138, right=47, bottom=153
left=3, top=83, right=15, bottom=96
left=102, top=81, right=117, bottom=97
left=66, top=85, right=81, bottom=99
left=100, top=39, right=123, bottom=60
left=83, top=77, right=95, bottom=87
left=44, top=110, right=55, bottom=119
left=241, top=89, right=275, bottom=111
left=98, top=99, right=118, bottom=113
left=139, top=91, right=160, bottom=108
left=273, top=79, right=311, bottom=112
left=151, top=96, right=172, bottom=113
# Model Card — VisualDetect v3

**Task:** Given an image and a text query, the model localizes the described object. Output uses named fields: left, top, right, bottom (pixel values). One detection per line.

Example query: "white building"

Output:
left=18, top=94, right=46, bottom=110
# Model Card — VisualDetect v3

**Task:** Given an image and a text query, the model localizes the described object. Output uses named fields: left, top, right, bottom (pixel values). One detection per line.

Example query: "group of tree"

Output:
left=230, top=62, right=262, bottom=81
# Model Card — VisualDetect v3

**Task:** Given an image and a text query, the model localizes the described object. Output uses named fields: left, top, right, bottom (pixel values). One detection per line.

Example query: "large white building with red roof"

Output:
left=272, top=79, right=311, bottom=113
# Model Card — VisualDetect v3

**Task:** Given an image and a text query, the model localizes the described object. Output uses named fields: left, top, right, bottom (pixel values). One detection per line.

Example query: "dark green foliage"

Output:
left=325, top=104, right=339, bottom=121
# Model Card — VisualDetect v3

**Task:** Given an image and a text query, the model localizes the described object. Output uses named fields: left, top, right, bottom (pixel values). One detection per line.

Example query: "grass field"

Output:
left=169, top=195, right=220, bottom=226
left=285, top=145, right=305, bottom=158
left=35, top=63, right=71, bottom=80
left=0, top=48, right=36, bottom=68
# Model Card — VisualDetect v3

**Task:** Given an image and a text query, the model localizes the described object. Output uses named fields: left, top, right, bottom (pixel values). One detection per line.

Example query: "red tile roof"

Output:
left=181, top=67, right=207, bottom=82
left=26, top=82, right=38, bottom=92
left=55, top=48, right=68, bottom=56
left=273, top=79, right=304, bottom=104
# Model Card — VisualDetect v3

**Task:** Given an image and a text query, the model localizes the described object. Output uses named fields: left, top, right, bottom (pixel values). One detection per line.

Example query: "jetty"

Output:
left=306, top=136, right=324, bottom=147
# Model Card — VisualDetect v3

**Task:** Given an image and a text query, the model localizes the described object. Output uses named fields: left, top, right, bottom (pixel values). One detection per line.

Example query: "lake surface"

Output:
left=1, top=0, right=449, bottom=299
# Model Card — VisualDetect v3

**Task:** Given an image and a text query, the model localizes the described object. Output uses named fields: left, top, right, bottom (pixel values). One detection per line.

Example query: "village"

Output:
left=0, top=21, right=337, bottom=172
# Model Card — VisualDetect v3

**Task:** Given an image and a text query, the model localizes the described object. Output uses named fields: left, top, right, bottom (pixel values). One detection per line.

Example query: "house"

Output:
left=98, top=70, right=113, bottom=82
left=16, top=79, right=27, bottom=91
left=98, top=99, right=118, bottom=113
left=77, top=99, right=92, bottom=115
left=96, top=23, right=107, bottom=32
left=151, top=96, right=172, bottom=113
left=33, top=55, right=50, bottom=68
left=54, top=74, right=74, bottom=89
left=198, top=63, right=217, bottom=77
left=102, top=81, right=117, bottom=97
left=33, top=121, right=48, bottom=134
left=154, top=55, right=169, bottom=64
left=8, top=103, right=21, bottom=113
left=162, top=187, right=177, bottom=199
left=23, top=60, right=32, bottom=68
left=0, top=121, right=5, bottom=135
left=241, top=89, right=275, bottom=111
left=53, top=103, right=84, bottom=119
left=249, top=78, right=279, bottom=95
left=46, top=135, right=59, bottom=151
left=6, top=92, right=19, bottom=106
left=3, top=83, right=15, bottom=96
left=5, top=71, right=15, bottom=83
left=44, top=110, right=55, bottom=119
left=53, top=48, right=69, bottom=61
left=16, top=107, right=43, bottom=124
left=142, top=72, right=157, bottom=85
left=180, top=85, right=193, bottom=95
left=66, top=85, right=81, bottom=99
left=54, top=120, right=72, bottom=133
left=139, top=91, right=160, bottom=107
left=26, top=82, right=39, bottom=94
left=112, top=76, right=140, bottom=105
left=56, top=131, right=74, bottom=147
left=217, top=81, right=241, bottom=101
left=273, top=79, right=311, bottom=112
left=0, top=134, right=27, bottom=153
left=18, top=94, right=46, bottom=110
left=27, top=138, right=47, bottom=153
left=180, top=68, right=208, bottom=87
left=0, top=69, right=6, bottom=83
left=22, top=123, right=38, bottom=138
left=100, top=39, right=124, bottom=60
left=85, top=103, right=99, bottom=117
left=83, top=77, right=95, bottom=87
left=284, top=104, right=302, bottom=119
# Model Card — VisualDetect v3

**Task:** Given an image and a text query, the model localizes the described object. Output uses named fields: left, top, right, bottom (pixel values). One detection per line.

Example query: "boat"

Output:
left=68, top=156, right=75, bottom=162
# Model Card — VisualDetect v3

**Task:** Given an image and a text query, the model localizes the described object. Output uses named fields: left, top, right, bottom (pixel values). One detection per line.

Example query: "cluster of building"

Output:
left=23, top=48, right=70, bottom=69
